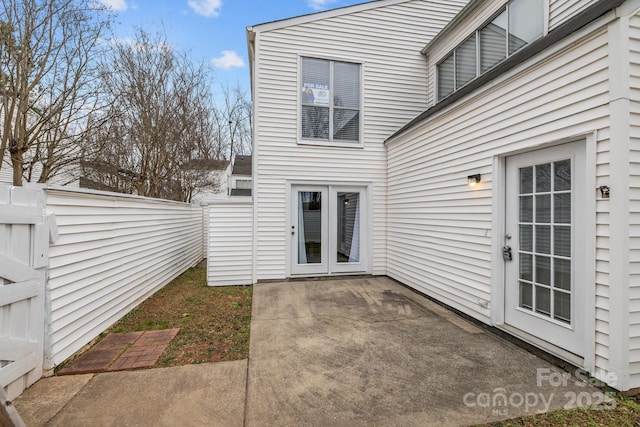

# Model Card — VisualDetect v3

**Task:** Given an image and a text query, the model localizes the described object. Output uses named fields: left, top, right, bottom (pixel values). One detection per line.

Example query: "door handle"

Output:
left=291, top=225, right=295, bottom=235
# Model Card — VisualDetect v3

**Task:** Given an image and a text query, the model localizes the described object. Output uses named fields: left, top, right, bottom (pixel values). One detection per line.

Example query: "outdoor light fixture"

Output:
left=467, top=174, right=481, bottom=188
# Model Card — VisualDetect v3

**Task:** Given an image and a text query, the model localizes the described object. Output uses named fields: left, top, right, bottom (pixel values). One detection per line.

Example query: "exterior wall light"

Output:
left=468, top=174, right=481, bottom=188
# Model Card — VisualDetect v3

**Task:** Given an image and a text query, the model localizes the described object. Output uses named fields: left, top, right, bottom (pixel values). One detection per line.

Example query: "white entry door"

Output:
left=504, top=141, right=586, bottom=356
left=291, top=185, right=367, bottom=276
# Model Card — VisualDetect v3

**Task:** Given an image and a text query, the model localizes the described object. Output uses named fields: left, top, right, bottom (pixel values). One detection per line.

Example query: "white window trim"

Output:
left=297, top=54, right=365, bottom=148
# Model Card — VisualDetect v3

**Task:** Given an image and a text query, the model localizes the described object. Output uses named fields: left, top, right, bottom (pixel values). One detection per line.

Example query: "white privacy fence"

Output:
left=0, top=184, right=204, bottom=398
left=46, top=187, right=204, bottom=367
left=0, top=186, right=48, bottom=400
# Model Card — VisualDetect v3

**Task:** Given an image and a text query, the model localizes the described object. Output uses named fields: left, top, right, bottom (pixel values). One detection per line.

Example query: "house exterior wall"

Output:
left=45, top=187, right=203, bottom=367
left=251, top=0, right=467, bottom=280
left=388, top=6, right=625, bottom=384
left=390, top=0, right=640, bottom=391
left=627, top=6, right=640, bottom=388
left=549, top=0, right=600, bottom=30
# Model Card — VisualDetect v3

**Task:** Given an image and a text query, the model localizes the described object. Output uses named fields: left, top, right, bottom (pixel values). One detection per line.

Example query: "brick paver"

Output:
left=57, top=329, right=179, bottom=375
left=57, top=332, right=144, bottom=375
left=107, top=329, right=180, bottom=371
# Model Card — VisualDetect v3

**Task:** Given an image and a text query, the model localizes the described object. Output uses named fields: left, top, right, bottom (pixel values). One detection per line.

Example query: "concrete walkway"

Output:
left=13, top=277, right=598, bottom=426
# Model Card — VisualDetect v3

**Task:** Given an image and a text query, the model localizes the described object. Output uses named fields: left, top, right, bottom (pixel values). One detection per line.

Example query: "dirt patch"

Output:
left=107, top=265, right=251, bottom=367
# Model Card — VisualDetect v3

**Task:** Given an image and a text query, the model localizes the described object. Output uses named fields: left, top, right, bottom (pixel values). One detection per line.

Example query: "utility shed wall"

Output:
left=207, top=200, right=254, bottom=286
left=387, top=18, right=613, bottom=373
left=253, top=0, right=466, bottom=280
left=45, top=187, right=203, bottom=367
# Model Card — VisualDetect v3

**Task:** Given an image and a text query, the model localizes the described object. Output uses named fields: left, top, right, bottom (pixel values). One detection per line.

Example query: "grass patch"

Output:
left=476, top=395, right=640, bottom=426
left=108, top=265, right=252, bottom=367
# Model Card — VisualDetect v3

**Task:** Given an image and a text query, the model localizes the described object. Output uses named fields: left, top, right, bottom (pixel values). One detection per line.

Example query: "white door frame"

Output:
left=288, top=182, right=369, bottom=277
left=491, top=135, right=597, bottom=370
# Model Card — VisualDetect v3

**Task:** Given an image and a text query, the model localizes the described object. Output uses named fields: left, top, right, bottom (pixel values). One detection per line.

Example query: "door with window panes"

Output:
left=504, top=141, right=586, bottom=356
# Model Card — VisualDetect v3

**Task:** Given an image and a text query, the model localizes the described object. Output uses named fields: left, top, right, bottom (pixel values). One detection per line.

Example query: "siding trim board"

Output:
left=387, top=0, right=625, bottom=143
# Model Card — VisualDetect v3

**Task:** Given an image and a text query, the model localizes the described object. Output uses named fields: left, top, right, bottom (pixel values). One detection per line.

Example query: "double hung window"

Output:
left=437, top=0, right=544, bottom=101
left=301, top=57, right=361, bottom=143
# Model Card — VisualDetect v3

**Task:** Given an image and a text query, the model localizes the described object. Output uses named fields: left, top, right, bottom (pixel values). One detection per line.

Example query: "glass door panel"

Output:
left=291, top=186, right=328, bottom=275
left=298, top=191, right=323, bottom=265
left=336, top=192, right=360, bottom=264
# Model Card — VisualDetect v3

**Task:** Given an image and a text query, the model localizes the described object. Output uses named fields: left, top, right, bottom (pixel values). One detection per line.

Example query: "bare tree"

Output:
left=84, top=28, right=222, bottom=201
left=0, top=0, right=111, bottom=186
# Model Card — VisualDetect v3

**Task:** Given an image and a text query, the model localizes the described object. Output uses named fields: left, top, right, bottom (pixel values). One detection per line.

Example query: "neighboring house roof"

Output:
left=386, top=0, right=623, bottom=144
left=232, top=155, right=252, bottom=176
left=230, top=188, right=252, bottom=197
left=182, top=159, right=230, bottom=171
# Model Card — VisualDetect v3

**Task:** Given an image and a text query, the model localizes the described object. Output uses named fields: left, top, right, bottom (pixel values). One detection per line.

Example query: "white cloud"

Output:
left=211, top=50, right=244, bottom=70
left=211, top=50, right=245, bottom=70
left=188, top=0, right=222, bottom=18
left=307, top=0, right=337, bottom=11
left=96, top=0, right=128, bottom=11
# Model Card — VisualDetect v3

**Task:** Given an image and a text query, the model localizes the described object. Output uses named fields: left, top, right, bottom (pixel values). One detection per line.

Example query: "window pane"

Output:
left=536, top=255, right=550, bottom=285
left=520, top=195, right=533, bottom=222
left=536, top=225, right=550, bottom=254
left=535, top=285, right=550, bottom=316
left=301, top=106, right=329, bottom=140
left=554, top=291, right=571, bottom=323
left=438, top=53, right=454, bottom=100
left=536, top=194, right=550, bottom=223
left=519, top=281, right=532, bottom=310
left=333, top=62, right=360, bottom=109
left=554, top=160, right=571, bottom=191
left=520, top=166, right=533, bottom=194
left=520, top=224, right=532, bottom=252
left=535, top=163, right=551, bottom=192
left=554, top=226, right=571, bottom=257
left=333, top=109, right=359, bottom=141
left=554, top=258, right=571, bottom=291
left=509, top=0, right=544, bottom=54
left=301, top=57, right=330, bottom=106
left=520, top=253, right=532, bottom=281
left=554, top=193, right=571, bottom=224
left=480, top=9, right=507, bottom=73
left=456, top=34, right=477, bottom=88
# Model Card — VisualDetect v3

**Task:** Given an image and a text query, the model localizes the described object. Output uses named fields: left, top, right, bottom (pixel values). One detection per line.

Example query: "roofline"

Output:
left=386, top=0, right=624, bottom=144
left=246, top=0, right=412, bottom=34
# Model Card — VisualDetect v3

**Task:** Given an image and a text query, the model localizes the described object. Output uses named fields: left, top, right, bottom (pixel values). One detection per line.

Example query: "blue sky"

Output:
left=98, top=0, right=367, bottom=95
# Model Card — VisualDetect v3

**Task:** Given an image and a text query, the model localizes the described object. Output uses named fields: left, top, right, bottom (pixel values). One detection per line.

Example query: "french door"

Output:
left=291, top=185, right=366, bottom=276
left=504, top=141, right=586, bottom=356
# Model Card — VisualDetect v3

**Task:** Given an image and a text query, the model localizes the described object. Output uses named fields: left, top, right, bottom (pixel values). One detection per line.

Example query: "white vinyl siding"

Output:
left=549, top=0, right=599, bottom=31
left=207, top=201, right=254, bottom=286
left=627, top=10, right=640, bottom=386
left=46, top=187, right=203, bottom=366
left=252, top=0, right=467, bottom=280
left=388, top=25, right=610, bottom=353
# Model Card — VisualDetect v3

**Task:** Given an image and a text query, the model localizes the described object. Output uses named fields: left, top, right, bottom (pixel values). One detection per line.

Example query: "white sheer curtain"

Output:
left=348, top=197, right=360, bottom=263
left=298, top=192, right=307, bottom=264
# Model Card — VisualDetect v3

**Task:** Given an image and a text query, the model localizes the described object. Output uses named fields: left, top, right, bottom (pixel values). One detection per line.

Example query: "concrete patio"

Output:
left=13, top=277, right=600, bottom=426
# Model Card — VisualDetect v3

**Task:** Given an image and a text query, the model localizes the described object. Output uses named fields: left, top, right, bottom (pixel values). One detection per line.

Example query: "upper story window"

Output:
left=301, top=57, right=361, bottom=143
left=437, top=0, right=544, bottom=101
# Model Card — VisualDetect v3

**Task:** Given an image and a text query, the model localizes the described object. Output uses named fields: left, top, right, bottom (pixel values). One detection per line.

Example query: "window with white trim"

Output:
left=301, top=57, right=361, bottom=143
left=437, top=0, right=544, bottom=101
